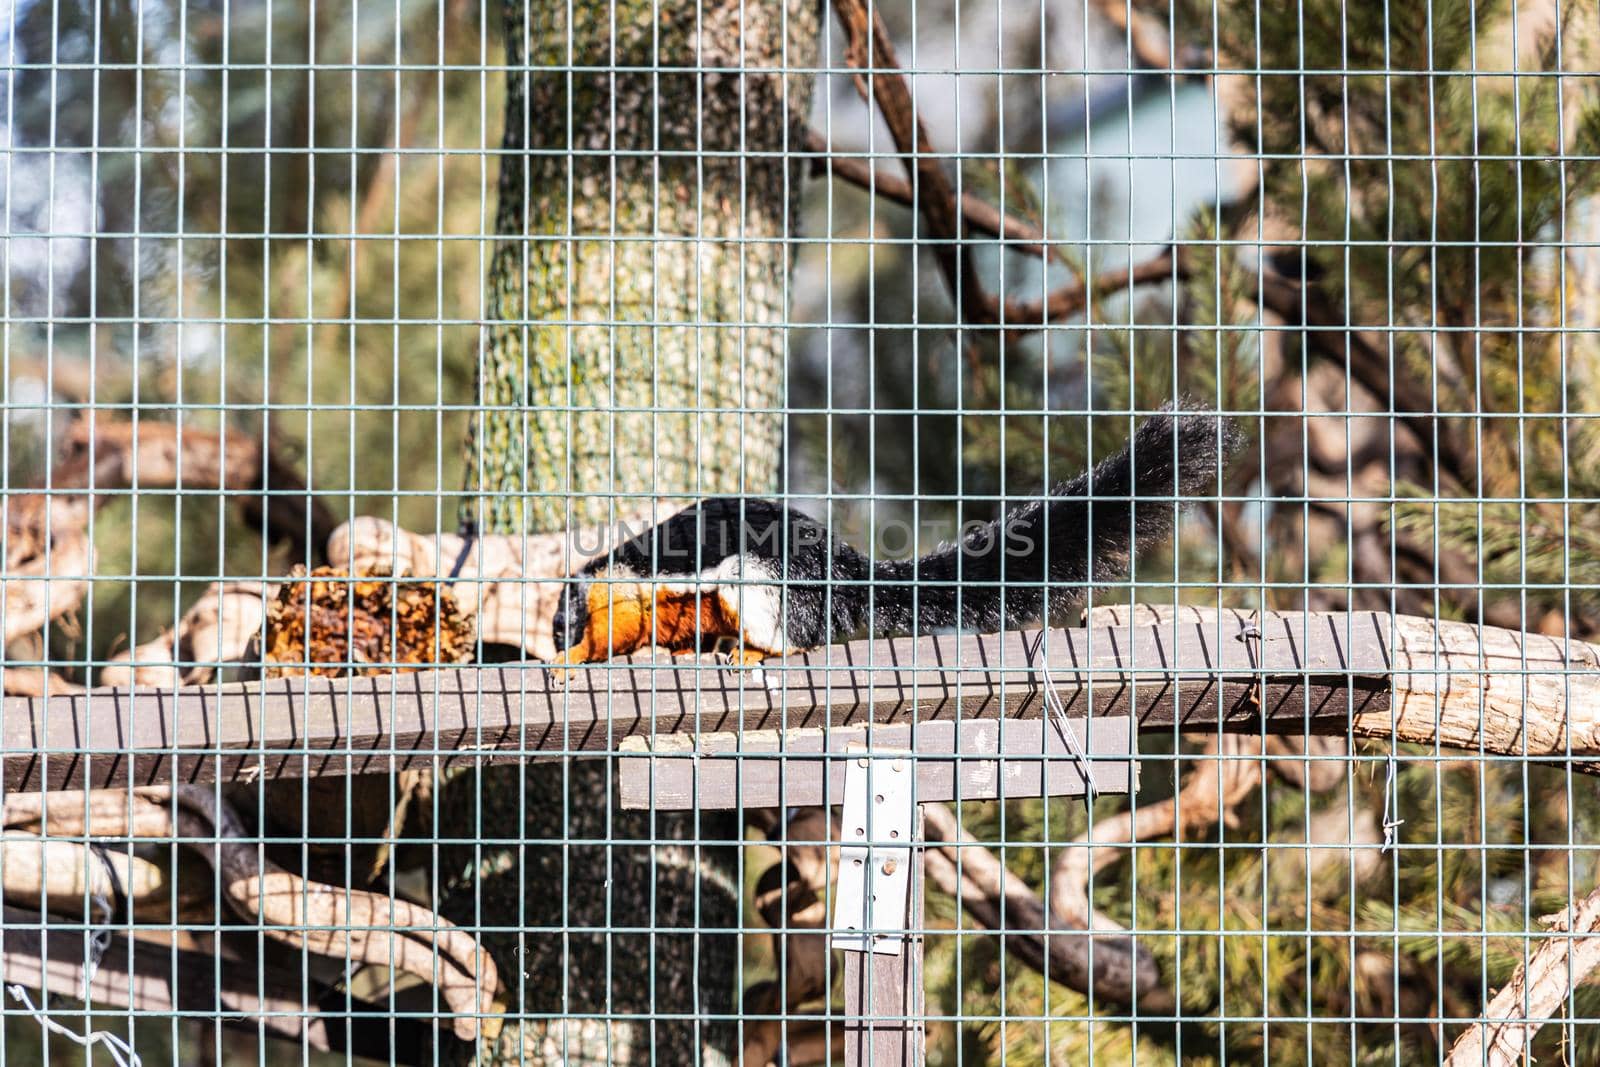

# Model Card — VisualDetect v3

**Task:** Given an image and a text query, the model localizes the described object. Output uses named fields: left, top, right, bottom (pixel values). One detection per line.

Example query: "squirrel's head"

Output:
left=550, top=578, right=590, bottom=654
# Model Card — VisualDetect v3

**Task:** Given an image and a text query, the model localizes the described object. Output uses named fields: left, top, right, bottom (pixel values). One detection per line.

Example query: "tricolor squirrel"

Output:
left=548, top=404, right=1240, bottom=676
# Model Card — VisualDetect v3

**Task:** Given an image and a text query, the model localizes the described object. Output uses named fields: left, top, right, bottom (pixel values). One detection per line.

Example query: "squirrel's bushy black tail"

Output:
left=858, top=404, right=1242, bottom=636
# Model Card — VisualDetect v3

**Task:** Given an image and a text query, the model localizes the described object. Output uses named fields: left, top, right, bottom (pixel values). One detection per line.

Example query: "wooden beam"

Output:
left=0, top=908, right=436, bottom=1063
left=843, top=808, right=925, bottom=1066
left=32, top=606, right=1600, bottom=793
left=1096, top=604, right=1600, bottom=768
left=616, top=717, right=1136, bottom=810
left=1, top=610, right=1394, bottom=791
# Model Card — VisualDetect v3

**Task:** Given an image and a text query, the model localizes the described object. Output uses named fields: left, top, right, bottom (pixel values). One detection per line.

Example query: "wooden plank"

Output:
left=0, top=908, right=434, bottom=1063
left=1093, top=604, right=1600, bottom=767
left=0, top=610, right=1397, bottom=790
left=615, top=717, right=1136, bottom=810
left=843, top=807, right=925, bottom=1066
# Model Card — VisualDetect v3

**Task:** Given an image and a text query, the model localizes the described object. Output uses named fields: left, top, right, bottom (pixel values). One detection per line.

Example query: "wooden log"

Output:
left=3, top=608, right=1592, bottom=791
left=1096, top=604, right=1600, bottom=761
left=99, top=582, right=269, bottom=689
left=0, top=907, right=436, bottom=1063
left=0, top=833, right=167, bottom=915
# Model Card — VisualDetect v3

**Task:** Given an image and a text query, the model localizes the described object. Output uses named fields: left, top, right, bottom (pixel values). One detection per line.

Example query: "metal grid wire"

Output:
left=1, top=0, right=1597, bottom=1063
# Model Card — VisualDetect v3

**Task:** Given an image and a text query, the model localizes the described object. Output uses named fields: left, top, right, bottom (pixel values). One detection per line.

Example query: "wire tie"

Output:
left=88, top=841, right=129, bottom=932
left=6, top=985, right=141, bottom=1067
left=1035, top=648, right=1099, bottom=801
left=1380, top=751, right=1403, bottom=852
left=1237, top=615, right=1266, bottom=709
left=4, top=867, right=138, bottom=1067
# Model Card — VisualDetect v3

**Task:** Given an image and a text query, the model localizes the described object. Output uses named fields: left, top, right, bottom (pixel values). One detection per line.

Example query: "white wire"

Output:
left=5, top=886, right=140, bottom=1067
left=1038, top=656, right=1100, bottom=799
left=5, top=984, right=142, bottom=1067
left=1381, top=754, right=1404, bottom=852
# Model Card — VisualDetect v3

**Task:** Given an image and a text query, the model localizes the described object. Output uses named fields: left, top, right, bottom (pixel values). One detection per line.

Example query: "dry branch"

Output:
left=806, top=129, right=1062, bottom=262
left=0, top=831, right=167, bottom=915
left=3, top=416, right=335, bottom=655
left=1263, top=734, right=1351, bottom=794
left=1443, top=881, right=1600, bottom=1066
left=770, top=1019, right=844, bottom=1066
left=0, top=903, right=437, bottom=1062
left=1088, top=0, right=1209, bottom=73
left=743, top=808, right=839, bottom=1066
left=1, top=785, right=501, bottom=1043
left=3, top=792, right=177, bottom=839
left=1246, top=254, right=1470, bottom=478
left=52, top=418, right=338, bottom=557
left=1051, top=732, right=1263, bottom=938
left=824, top=0, right=1193, bottom=331
left=810, top=107, right=1187, bottom=319
left=830, top=0, right=994, bottom=326
left=1007, top=248, right=1180, bottom=326
left=921, top=800, right=1172, bottom=1012
left=824, top=2, right=1182, bottom=333
left=329, top=83, right=423, bottom=325
left=99, top=582, right=270, bottom=689
left=0, top=669, right=83, bottom=698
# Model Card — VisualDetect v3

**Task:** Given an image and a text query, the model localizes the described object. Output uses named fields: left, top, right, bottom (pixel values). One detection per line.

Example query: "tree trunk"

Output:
left=442, top=0, right=817, bottom=1062
left=461, top=0, right=815, bottom=535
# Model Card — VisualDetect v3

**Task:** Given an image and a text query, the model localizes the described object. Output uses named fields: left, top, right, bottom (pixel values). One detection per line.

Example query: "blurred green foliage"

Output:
left=8, top=0, right=490, bottom=670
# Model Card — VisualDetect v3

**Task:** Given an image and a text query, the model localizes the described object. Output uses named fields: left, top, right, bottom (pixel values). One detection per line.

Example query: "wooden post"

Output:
left=843, top=807, right=926, bottom=1066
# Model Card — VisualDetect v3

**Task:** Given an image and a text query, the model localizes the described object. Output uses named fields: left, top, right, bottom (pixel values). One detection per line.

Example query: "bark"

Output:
left=1443, top=881, right=1600, bottom=1067
left=444, top=0, right=818, bottom=1061
left=460, top=0, right=816, bottom=536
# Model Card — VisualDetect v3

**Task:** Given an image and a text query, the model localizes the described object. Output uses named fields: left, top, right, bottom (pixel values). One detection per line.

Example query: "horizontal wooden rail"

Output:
left=1, top=608, right=1594, bottom=791
left=616, top=716, right=1137, bottom=810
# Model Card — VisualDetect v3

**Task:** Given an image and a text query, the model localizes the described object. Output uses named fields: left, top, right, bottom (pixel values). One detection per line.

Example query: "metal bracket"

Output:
left=832, top=746, right=915, bottom=956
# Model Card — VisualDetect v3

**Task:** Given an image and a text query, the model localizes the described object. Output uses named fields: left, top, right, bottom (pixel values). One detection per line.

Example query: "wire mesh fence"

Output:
left=2, top=0, right=1598, bottom=1063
